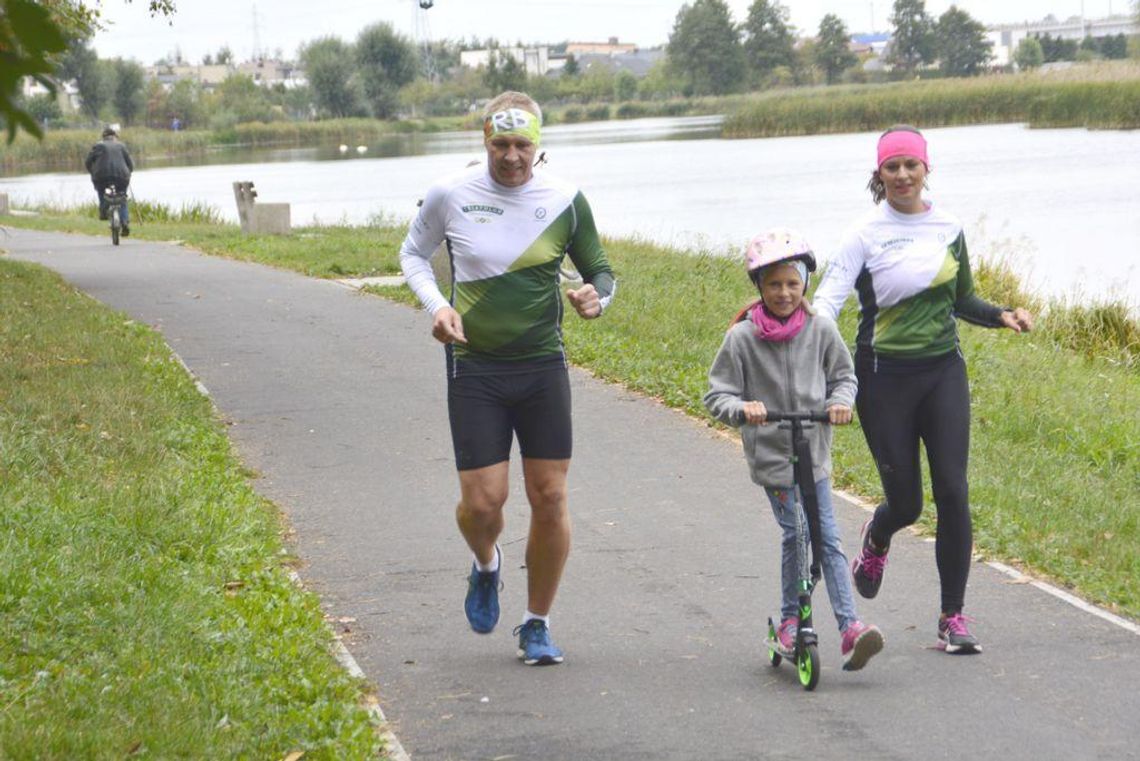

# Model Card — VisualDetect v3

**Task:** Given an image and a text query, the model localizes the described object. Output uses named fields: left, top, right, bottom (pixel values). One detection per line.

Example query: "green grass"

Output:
left=5, top=207, right=1138, bottom=623
left=4, top=203, right=408, bottom=279
left=0, top=260, right=382, bottom=759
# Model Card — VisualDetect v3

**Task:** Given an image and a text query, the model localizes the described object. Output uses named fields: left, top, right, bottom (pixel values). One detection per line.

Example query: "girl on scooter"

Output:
left=705, top=228, right=884, bottom=672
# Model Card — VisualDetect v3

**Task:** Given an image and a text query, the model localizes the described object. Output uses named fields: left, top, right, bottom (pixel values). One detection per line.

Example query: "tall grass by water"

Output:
left=723, top=63, right=1140, bottom=137
left=0, top=260, right=381, bottom=758
left=0, top=117, right=468, bottom=175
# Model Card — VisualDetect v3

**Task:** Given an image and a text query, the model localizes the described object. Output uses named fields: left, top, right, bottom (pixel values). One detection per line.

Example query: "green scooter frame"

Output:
left=762, top=410, right=830, bottom=691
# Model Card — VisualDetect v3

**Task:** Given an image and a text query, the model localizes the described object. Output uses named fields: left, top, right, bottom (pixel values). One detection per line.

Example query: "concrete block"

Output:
left=0, top=193, right=9, bottom=215
left=232, top=180, right=290, bottom=235
left=250, top=203, right=291, bottom=235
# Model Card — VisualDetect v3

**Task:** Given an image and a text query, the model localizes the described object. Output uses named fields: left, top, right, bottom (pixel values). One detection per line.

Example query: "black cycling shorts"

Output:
left=447, top=366, right=572, bottom=470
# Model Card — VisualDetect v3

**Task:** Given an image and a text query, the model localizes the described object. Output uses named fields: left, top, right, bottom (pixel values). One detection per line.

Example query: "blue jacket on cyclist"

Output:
left=85, top=125, right=134, bottom=230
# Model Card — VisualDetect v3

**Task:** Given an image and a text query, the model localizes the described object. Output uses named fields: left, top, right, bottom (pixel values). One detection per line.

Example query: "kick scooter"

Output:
left=762, top=410, right=830, bottom=691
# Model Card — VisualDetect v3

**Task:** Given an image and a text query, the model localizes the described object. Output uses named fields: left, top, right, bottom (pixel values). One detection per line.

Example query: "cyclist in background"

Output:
left=85, top=125, right=134, bottom=236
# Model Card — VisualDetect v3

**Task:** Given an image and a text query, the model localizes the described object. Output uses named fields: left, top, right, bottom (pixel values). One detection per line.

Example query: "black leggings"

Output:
left=855, top=349, right=972, bottom=614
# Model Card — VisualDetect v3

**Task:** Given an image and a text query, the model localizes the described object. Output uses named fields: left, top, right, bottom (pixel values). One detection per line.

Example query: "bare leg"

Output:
left=456, top=461, right=509, bottom=565
left=521, top=457, right=571, bottom=616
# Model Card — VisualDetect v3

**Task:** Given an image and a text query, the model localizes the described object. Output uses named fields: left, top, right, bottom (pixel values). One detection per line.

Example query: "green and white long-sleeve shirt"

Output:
left=399, top=164, right=615, bottom=375
left=812, top=202, right=1004, bottom=358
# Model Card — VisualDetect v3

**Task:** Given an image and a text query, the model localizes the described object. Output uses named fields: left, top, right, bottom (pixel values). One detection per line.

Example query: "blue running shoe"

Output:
left=464, top=546, right=501, bottom=634
left=514, top=619, right=564, bottom=666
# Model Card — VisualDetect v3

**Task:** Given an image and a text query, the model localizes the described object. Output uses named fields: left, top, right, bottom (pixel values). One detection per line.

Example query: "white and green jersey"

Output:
left=813, top=202, right=1003, bottom=358
left=400, top=164, right=615, bottom=372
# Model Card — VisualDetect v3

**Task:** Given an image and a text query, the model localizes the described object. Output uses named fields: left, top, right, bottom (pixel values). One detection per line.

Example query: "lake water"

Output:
left=3, top=116, right=1137, bottom=306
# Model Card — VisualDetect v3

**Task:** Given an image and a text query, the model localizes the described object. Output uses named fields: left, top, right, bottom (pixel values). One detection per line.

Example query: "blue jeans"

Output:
left=94, top=182, right=130, bottom=226
left=764, top=478, right=858, bottom=633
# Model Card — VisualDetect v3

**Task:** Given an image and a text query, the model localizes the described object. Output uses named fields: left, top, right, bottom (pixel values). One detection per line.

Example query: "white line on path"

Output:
left=837, top=487, right=1140, bottom=637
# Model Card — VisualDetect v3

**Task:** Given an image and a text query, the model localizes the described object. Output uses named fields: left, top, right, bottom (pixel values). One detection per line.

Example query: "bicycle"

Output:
left=102, top=184, right=129, bottom=245
left=761, top=409, right=831, bottom=691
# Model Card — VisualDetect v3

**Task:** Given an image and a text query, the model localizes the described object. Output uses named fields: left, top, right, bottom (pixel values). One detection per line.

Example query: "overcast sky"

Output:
left=92, top=0, right=1128, bottom=65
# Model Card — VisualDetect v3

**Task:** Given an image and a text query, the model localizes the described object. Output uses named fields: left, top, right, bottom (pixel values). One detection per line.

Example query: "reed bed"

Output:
left=724, top=75, right=1140, bottom=137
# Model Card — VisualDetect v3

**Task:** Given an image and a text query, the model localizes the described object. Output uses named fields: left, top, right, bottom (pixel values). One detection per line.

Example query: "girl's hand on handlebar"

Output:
left=827, top=404, right=853, bottom=425
left=742, top=400, right=767, bottom=425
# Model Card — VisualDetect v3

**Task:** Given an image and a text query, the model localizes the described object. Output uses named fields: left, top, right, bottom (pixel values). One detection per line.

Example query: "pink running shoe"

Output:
left=775, top=617, right=798, bottom=657
left=841, top=620, right=884, bottom=671
left=938, top=613, right=982, bottom=654
left=851, top=520, right=888, bottom=599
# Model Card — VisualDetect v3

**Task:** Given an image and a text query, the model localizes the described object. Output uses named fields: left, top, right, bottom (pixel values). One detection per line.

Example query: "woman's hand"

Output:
left=431, top=306, right=467, bottom=345
left=828, top=404, right=853, bottom=425
left=566, top=284, right=601, bottom=319
left=742, top=400, right=768, bottom=425
left=1000, top=307, right=1034, bottom=333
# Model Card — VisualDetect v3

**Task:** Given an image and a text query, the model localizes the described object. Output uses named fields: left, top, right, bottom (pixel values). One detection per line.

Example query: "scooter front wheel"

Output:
left=797, top=643, right=819, bottom=691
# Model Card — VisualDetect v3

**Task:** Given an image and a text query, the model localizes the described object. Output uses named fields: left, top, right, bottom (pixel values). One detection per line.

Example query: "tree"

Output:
left=300, top=36, right=365, bottom=118
left=211, top=74, right=275, bottom=124
left=111, top=57, right=146, bottom=124
left=1013, top=37, right=1044, bottom=70
left=59, top=39, right=113, bottom=120
left=24, top=92, right=63, bottom=127
left=1035, top=33, right=1078, bottom=62
left=886, top=0, right=934, bottom=76
left=562, top=54, right=580, bottom=77
left=666, top=0, right=747, bottom=95
left=483, top=49, right=527, bottom=94
left=613, top=69, right=638, bottom=101
left=355, top=23, right=417, bottom=119
left=933, top=6, right=991, bottom=77
left=1, top=0, right=175, bottom=141
left=814, top=13, right=857, bottom=85
left=742, top=0, right=796, bottom=85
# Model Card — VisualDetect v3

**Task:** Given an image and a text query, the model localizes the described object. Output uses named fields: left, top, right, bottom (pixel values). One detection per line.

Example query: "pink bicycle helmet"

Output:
left=744, top=227, right=817, bottom=285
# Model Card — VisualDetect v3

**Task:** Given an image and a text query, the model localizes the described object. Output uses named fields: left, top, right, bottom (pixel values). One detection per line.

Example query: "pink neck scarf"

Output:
left=749, top=302, right=807, bottom=342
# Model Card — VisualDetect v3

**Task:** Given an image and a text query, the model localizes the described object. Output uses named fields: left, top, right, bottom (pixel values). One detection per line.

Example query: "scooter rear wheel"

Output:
left=797, top=644, right=819, bottom=691
left=111, top=208, right=120, bottom=246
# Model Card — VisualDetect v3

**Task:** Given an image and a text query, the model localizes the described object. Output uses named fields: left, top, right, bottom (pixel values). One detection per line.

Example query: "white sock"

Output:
left=522, top=611, right=550, bottom=628
left=474, top=545, right=500, bottom=573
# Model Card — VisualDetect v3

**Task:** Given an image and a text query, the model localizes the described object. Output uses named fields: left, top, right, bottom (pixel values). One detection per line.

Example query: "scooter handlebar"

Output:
left=763, top=410, right=831, bottom=423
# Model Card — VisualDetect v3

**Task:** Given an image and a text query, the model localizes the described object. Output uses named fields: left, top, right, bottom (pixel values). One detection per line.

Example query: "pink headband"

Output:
left=877, top=131, right=929, bottom=169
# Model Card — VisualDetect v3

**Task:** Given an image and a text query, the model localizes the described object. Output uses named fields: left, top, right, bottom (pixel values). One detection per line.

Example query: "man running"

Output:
left=398, top=90, right=616, bottom=665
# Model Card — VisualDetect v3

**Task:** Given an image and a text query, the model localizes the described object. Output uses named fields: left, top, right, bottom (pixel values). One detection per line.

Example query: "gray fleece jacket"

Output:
left=704, top=307, right=857, bottom=488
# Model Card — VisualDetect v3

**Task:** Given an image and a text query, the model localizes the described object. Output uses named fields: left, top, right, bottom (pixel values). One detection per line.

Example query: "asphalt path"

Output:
left=5, top=228, right=1138, bottom=761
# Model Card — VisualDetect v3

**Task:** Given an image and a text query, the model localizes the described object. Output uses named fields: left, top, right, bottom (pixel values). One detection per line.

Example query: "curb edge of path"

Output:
left=171, top=350, right=412, bottom=760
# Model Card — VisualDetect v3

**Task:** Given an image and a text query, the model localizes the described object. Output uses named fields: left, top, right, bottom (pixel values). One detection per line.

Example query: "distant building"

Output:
left=460, top=47, right=551, bottom=76
left=849, top=32, right=890, bottom=57
left=236, top=59, right=306, bottom=89
left=563, top=49, right=665, bottom=78
left=146, top=63, right=232, bottom=90
left=565, top=37, right=638, bottom=57
left=987, top=14, right=1137, bottom=66
left=143, top=60, right=306, bottom=91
